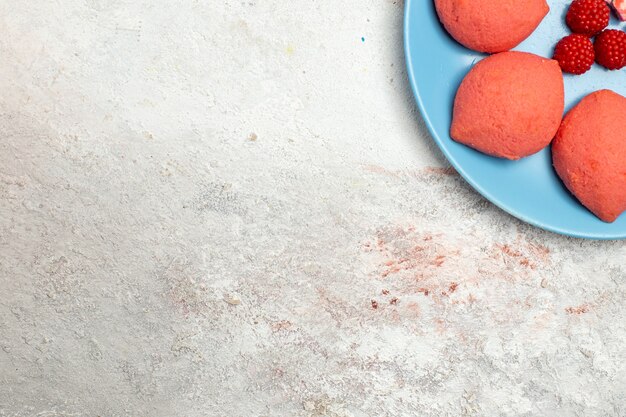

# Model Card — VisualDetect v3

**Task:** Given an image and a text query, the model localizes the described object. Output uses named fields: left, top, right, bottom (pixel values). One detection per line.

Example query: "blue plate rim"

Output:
left=403, top=0, right=625, bottom=240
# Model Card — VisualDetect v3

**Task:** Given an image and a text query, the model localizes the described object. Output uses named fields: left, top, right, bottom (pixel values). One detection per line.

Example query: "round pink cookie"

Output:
left=552, top=90, right=626, bottom=223
left=451, top=52, right=564, bottom=160
left=435, top=0, right=550, bottom=53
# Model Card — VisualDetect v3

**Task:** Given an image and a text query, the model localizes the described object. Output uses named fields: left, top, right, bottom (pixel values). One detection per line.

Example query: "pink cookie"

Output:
left=435, top=0, right=550, bottom=53
left=552, top=90, right=626, bottom=223
left=451, top=52, right=564, bottom=160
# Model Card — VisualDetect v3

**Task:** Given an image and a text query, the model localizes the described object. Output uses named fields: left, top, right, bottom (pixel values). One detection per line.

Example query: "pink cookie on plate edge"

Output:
left=434, top=0, right=550, bottom=53
left=552, top=90, right=626, bottom=223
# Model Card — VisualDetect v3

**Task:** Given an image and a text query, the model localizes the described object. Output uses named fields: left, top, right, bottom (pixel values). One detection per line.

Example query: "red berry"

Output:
left=594, top=29, right=626, bottom=70
left=566, top=0, right=611, bottom=36
left=553, top=34, right=596, bottom=74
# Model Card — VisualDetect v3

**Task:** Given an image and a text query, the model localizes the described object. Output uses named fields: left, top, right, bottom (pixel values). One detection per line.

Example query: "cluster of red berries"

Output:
left=553, top=0, right=626, bottom=74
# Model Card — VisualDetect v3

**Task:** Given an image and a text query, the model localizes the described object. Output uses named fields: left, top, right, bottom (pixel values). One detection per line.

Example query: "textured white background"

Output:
left=0, top=1, right=625, bottom=416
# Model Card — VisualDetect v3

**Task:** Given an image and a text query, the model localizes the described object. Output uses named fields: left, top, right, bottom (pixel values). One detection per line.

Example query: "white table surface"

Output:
left=1, top=1, right=624, bottom=416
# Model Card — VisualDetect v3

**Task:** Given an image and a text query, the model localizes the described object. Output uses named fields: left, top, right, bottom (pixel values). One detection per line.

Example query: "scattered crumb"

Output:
left=448, top=282, right=458, bottom=293
left=248, top=132, right=258, bottom=141
left=541, top=278, right=548, bottom=288
left=390, top=297, right=398, bottom=305
left=381, top=289, right=390, bottom=295
left=224, top=294, right=241, bottom=305
left=371, top=299, right=379, bottom=309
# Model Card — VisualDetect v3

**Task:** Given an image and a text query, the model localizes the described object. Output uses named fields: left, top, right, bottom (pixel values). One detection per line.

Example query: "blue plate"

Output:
left=405, top=0, right=626, bottom=239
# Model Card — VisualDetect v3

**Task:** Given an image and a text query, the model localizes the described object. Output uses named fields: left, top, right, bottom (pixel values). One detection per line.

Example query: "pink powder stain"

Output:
left=421, top=166, right=458, bottom=176
left=271, top=320, right=293, bottom=332
left=432, top=255, right=446, bottom=267
left=417, top=287, right=430, bottom=296
left=364, top=226, right=553, bottom=312
left=362, top=164, right=401, bottom=178
left=361, top=226, right=559, bottom=343
left=367, top=226, right=468, bottom=306
left=497, top=244, right=535, bottom=268
left=562, top=293, right=613, bottom=317
left=495, top=236, right=551, bottom=270
left=434, top=318, right=447, bottom=335
left=531, top=311, right=554, bottom=332
left=406, top=301, right=421, bottom=317
left=527, top=242, right=551, bottom=261
left=374, top=227, right=457, bottom=280
left=565, top=304, right=590, bottom=315
left=315, top=287, right=354, bottom=326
